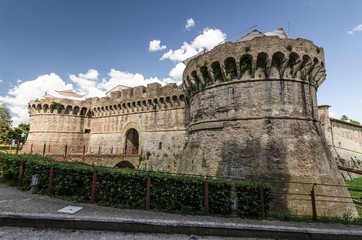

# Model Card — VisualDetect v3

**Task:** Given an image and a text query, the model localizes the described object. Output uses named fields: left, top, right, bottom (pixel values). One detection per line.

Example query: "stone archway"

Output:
left=115, top=160, right=136, bottom=169
left=124, top=128, right=139, bottom=155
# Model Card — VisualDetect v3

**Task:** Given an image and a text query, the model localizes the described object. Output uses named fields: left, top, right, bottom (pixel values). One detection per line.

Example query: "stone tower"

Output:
left=180, top=29, right=356, bottom=216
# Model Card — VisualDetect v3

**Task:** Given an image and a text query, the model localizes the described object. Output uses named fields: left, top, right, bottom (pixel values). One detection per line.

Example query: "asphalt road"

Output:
left=0, top=226, right=267, bottom=240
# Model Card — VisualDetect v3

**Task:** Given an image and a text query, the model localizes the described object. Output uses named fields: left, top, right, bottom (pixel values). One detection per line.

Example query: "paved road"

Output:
left=1, top=183, right=362, bottom=240
left=0, top=226, right=268, bottom=240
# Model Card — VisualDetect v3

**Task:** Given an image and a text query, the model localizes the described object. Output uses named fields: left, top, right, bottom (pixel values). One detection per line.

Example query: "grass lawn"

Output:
left=346, top=177, right=362, bottom=217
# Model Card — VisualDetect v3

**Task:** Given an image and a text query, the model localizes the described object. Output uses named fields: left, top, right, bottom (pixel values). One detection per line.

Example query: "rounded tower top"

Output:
left=182, top=29, right=326, bottom=97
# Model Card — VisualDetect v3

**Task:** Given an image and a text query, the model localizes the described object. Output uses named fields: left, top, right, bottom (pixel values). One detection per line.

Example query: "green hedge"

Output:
left=149, top=173, right=205, bottom=214
left=235, top=181, right=273, bottom=218
left=1, top=153, right=22, bottom=184
left=51, top=162, right=93, bottom=202
left=0, top=153, right=273, bottom=218
left=96, top=167, right=147, bottom=209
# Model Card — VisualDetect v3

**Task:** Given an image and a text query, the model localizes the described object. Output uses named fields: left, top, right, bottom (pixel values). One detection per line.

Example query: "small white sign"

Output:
left=57, top=206, right=83, bottom=214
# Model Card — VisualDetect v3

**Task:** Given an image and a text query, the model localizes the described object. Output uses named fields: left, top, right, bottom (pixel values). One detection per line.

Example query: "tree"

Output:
left=340, top=114, right=361, bottom=126
left=341, top=115, right=349, bottom=121
left=0, top=104, right=12, bottom=143
left=12, top=123, right=30, bottom=143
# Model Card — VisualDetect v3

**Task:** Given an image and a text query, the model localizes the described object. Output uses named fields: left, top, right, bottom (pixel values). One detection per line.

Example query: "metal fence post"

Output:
left=42, top=143, right=46, bottom=156
left=204, top=178, right=209, bottom=215
left=311, top=183, right=317, bottom=221
left=30, top=143, right=33, bottom=154
left=64, top=144, right=68, bottom=157
left=47, top=165, right=54, bottom=196
left=91, top=170, right=97, bottom=203
left=18, top=161, right=23, bottom=186
left=146, top=176, right=151, bottom=210
left=259, top=184, right=266, bottom=219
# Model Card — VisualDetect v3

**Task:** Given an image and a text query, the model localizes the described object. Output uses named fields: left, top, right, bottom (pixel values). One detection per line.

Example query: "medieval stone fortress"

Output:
left=24, top=29, right=362, bottom=216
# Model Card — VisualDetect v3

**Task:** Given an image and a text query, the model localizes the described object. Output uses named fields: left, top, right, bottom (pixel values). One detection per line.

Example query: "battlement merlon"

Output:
left=28, top=82, right=185, bottom=116
left=182, top=35, right=326, bottom=96
left=92, top=82, right=184, bottom=107
left=28, top=97, right=93, bottom=117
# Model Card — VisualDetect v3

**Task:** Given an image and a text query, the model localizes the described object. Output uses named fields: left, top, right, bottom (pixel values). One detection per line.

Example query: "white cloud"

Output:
left=101, top=69, right=165, bottom=89
left=69, top=69, right=104, bottom=97
left=79, top=69, right=99, bottom=80
left=0, top=79, right=3, bottom=83
left=149, top=39, right=167, bottom=52
left=169, top=62, right=186, bottom=82
left=0, top=73, right=73, bottom=126
left=347, top=24, right=362, bottom=35
left=160, top=28, right=226, bottom=62
left=185, top=18, right=195, bottom=30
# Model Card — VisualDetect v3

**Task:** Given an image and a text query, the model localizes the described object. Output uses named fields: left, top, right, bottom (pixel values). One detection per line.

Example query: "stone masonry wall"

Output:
left=181, top=35, right=356, bottom=217
left=319, top=105, right=362, bottom=180
left=24, top=83, right=188, bottom=170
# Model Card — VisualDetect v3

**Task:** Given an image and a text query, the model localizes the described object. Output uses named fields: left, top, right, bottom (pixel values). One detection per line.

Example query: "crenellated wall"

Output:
left=182, top=37, right=326, bottom=97
left=24, top=83, right=188, bottom=171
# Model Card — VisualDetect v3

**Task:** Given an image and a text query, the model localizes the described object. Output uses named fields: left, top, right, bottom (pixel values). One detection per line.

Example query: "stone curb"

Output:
left=1, top=213, right=362, bottom=240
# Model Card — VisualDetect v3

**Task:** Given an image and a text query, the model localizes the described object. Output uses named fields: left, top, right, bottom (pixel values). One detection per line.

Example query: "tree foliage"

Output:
left=340, top=115, right=361, bottom=126
left=0, top=104, right=12, bottom=143
left=12, top=123, right=30, bottom=143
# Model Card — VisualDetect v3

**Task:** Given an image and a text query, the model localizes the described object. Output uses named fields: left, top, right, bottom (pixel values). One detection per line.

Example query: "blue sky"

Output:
left=0, top=0, right=361, bottom=125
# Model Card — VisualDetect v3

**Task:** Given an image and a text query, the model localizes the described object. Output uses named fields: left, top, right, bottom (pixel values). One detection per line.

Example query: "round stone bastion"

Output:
left=180, top=35, right=357, bottom=217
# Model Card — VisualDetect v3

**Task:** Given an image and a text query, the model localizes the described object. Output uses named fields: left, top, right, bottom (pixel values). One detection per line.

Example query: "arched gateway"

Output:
left=124, top=128, right=139, bottom=155
left=115, top=160, right=135, bottom=169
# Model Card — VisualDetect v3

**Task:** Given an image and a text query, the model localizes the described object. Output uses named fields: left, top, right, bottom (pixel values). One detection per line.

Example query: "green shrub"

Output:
left=235, top=181, right=273, bottom=218
left=150, top=173, right=204, bottom=214
left=96, top=167, right=147, bottom=209
left=20, top=154, right=52, bottom=193
left=0, top=153, right=22, bottom=184
left=208, top=178, right=232, bottom=215
left=51, top=162, right=93, bottom=202
left=0, top=153, right=274, bottom=218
